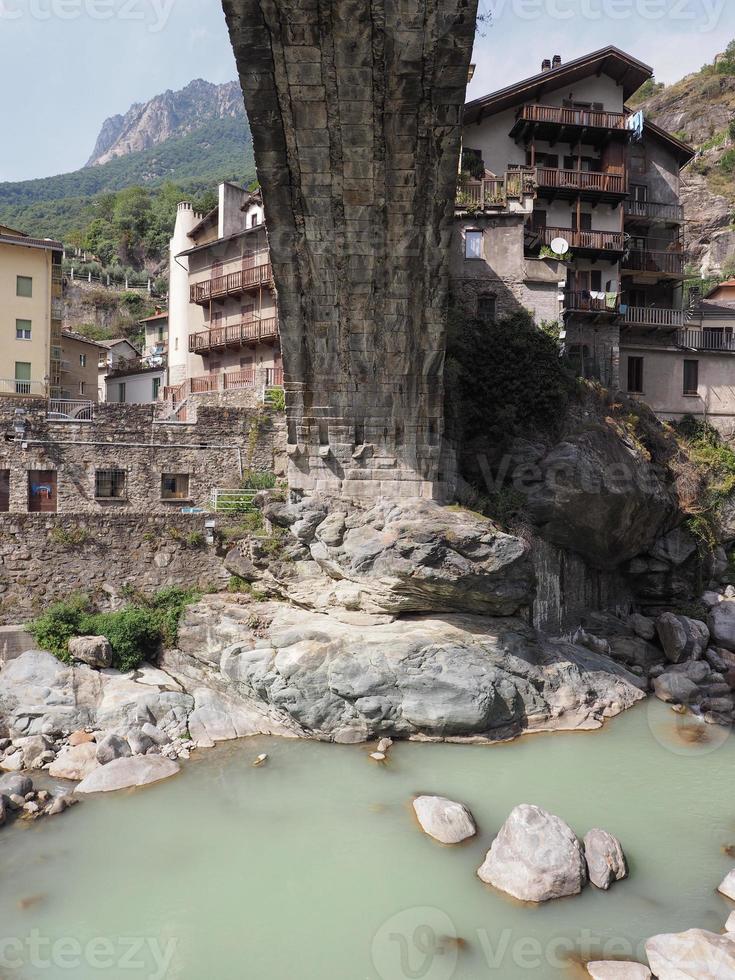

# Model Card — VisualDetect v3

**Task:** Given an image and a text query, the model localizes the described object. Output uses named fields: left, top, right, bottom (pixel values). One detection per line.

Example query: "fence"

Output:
left=212, top=489, right=259, bottom=513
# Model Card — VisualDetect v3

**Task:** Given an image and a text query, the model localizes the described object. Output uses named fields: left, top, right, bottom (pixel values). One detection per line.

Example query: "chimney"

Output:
left=552, top=54, right=562, bottom=69
left=541, top=59, right=552, bottom=73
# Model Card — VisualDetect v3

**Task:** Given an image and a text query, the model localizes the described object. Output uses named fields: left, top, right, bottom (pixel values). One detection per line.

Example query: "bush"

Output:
left=241, top=470, right=277, bottom=491
left=26, top=586, right=201, bottom=671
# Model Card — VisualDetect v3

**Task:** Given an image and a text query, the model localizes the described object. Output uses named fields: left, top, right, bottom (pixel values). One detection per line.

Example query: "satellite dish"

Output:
left=550, top=237, right=570, bottom=256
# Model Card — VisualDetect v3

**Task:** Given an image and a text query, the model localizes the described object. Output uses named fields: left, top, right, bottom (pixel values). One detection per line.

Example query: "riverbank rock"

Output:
left=75, top=756, right=180, bottom=794
left=167, top=596, right=646, bottom=743
left=656, top=613, right=709, bottom=663
left=645, top=929, right=735, bottom=979
left=586, top=963, right=651, bottom=979
left=68, top=636, right=113, bottom=669
left=95, top=733, right=131, bottom=765
left=583, top=829, right=628, bottom=890
left=708, top=601, right=735, bottom=652
left=48, top=743, right=99, bottom=781
left=718, top=869, right=735, bottom=900
left=477, top=804, right=587, bottom=902
left=412, top=796, right=477, bottom=845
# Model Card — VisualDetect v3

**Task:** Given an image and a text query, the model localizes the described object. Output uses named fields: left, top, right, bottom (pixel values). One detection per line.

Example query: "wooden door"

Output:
left=28, top=470, right=57, bottom=513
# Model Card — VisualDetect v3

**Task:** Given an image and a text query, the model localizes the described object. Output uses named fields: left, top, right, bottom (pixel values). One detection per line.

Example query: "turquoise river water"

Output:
left=0, top=699, right=733, bottom=980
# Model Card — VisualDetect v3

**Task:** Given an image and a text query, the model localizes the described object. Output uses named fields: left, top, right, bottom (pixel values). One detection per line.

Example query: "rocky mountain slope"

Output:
left=634, top=51, right=735, bottom=277
left=87, top=79, right=246, bottom=167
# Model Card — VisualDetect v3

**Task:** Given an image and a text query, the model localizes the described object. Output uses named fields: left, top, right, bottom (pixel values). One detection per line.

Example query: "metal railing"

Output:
left=190, top=262, right=273, bottom=304
left=622, top=249, right=686, bottom=276
left=0, top=379, right=46, bottom=397
left=516, top=103, right=627, bottom=131
left=47, top=398, right=94, bottom=420
left=624, top=200, right=684, bottom=223
left=564, top=291, right=620, bottom=314
left=536, top=167, right=626, bottom=195
left=106, top=355, right=167, bottom=379
left=676, top=329, right=735, bottom=352
left=212, top=489, right=259, bottom=513
left=534, top=226, right=626, bottom=252
left=189, top=316, right=279, bottom=352
left=624, top=306, right=686, bottom=328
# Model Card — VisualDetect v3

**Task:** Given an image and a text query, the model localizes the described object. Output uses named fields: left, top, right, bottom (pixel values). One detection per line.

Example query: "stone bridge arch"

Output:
left=222, top=0, right=478, bottom=499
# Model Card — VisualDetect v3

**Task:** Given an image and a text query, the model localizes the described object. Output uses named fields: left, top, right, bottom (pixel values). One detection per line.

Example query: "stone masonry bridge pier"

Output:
left=223, top=0, right=478, bottom=500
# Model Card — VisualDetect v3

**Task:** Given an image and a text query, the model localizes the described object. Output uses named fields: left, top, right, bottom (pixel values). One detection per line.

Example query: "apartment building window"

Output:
left=15, top=319, right=31, bottom=341
left=251, top=212, right=261, bottom=227
left=161, top=474, right=190, bottom=500
left=95, top=469, right=127, bottom=500
left=627, top=356, right=644, bottom=394
left=79, top=354, right=87, bottom=367
left=14, top=362, right=31, bottom=395
left=465, top=229, right=483, bottom=259
left=571, top=212, right=592, bottom=233
left=16, top=276, right=32, bottom=298
left=683, top=360, right=699, bottom=396
left=477, top=294, right=497, bottom=322
left=79, top=382, right=86, bottom=396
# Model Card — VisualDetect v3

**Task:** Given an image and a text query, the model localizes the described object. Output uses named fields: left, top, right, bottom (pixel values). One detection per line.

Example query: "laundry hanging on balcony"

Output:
left=627, top=110, right=644, bottom=141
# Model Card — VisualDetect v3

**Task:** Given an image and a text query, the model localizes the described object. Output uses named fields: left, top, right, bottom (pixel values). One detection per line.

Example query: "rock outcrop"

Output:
left=75, top=756, right=180, bottom=793
left=477, top=804, right=587, bottom=902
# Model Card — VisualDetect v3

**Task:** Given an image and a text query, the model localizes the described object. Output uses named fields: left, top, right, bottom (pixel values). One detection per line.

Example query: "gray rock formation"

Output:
left=656, top=613, right=709, bottom=663
left=709, top=600, right=735, bottom=652
left=68, top=636, right=113, bottom=669
left=477, top=804, right=587, bottom=902
left=96, top=733, right=131, bottom=765
left=75, top=756, right=180, bottom=794
left=223, top=0, right=478, bottom=498
left=167, top=595, right=645, bottom=743
left=412, top=796, right=476, bottom=845
left=645, top=929, right=735, bottom=979
left=583, top=828, right=628, bottom=890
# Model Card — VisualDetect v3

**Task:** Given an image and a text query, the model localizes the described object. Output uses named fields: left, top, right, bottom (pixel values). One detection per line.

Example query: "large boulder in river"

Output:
left=68, top=635, right=112, bottom=669
left=477, top=804, right=587, bottom=902
left=520, top=426, right=676, bottom=571
left=645, top=929, right=735, bottom=979
left=708, top=600, right=735, bottom=652
left=168, top=596, right=646, bottom=743
left=656, top=613, right=709, bottom=663
left=412, top=796, right=476, bottom=845
left=583, top=828, right=627, bottom=890
left=75, top=755, right=179, bottom=794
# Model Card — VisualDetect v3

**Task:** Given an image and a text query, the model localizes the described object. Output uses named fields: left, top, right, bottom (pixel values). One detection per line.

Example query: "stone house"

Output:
left=57, top=330, right=107, bottom=406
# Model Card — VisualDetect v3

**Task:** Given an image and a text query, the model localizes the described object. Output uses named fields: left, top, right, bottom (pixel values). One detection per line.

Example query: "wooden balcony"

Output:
left=190, top=262, right=273, bottom=305
left=530, top=225, right=626, bottom=256
left=511, top=104, right=628, bottom=144
left=189, top=316, right=279, bottom=353
left=623, top=306, right=686, bottom=329
left=564, top=291, right=621, bottom=317
left=622, top=249, right=685, bottom=278
left=624, top=200, right=684, bottom=224
left=677, top=328, right=735, bottom=352
left=457, top=168, right=535, bottom=211
left=536, top=167, right=627, bottom=201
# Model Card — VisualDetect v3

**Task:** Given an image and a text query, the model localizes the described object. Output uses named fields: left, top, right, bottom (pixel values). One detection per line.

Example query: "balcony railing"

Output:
left=622, top=249, right=685, bottom=277
left=677, top=329, right=735, bottom=352
left=458, top=168, right=536, bottom=210
left=623, top=306, right=686, bottom=328
left=0, top=378, right=46, bottom=397
left=106, top=355, right=167, bottom=379
left=189, top=316, right=279, bottom=353
left=533, top=225, right=626, bottom=253
left=515, top=104, right=628, bottom=132
left=536, top=167, right=627, bottom=196
left=190, top=262, right=273, bottom=304
left=624, top=200, right=684, bottom=223
left=564, top=291, right=621, bottom=314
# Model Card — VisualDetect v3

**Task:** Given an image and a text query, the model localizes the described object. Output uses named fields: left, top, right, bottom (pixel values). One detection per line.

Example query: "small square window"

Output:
left=465, top=230, right=483, bottom=260
left=16, top=319, right=31, bottom=341
left=161, top=474, right=190, bottom=500
left=95, top=469, right=126, bottom=499
left=16, top=276, right=32, bottom=298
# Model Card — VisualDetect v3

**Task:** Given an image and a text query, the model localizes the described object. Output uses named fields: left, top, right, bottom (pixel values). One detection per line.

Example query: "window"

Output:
left=630, top=146, right=646, bottom=176
left=152, top=377, right=161, bottom=400
left=477, top=294, right=497, bottom=322
left=161, top=474, right=190, bottom=500
left=683, top=360, right=699, bottom=396
left=79, top=354, right=87, bottom=368
left=465, top=230, right=483, bottom=259
left=79, top=382, right=86, bottom=396
left=117, top=383, right=126, bottom=403
left=627, top=356, right=644, bottom=394
left=15, top=319, right=31, bottom=341
left=95, top=469, right=126, bottom=499
left=28, top=470, right=57, bottom=513
left=14, top=362, right=31, bottom=395
left=572, top=212, right=592, bottom=233
left=251, top=212, right=261, bottom=227
left=0, top=470, right=9, bottom=512
left=16, top=276, right=32, bottom=298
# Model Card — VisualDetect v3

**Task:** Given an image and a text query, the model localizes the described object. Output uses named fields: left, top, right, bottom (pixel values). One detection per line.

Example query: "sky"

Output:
left=0, top=0, right=734, bottom=183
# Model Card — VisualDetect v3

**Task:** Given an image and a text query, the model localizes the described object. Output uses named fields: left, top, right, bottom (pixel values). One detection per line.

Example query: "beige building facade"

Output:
left=0, top=225, right=63, bottom=398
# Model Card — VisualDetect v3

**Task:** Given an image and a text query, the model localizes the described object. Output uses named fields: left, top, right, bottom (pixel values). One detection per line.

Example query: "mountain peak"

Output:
left=86, top=79, right=244, bottom=167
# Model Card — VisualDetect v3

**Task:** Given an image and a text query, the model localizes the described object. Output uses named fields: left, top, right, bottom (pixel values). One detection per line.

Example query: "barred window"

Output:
left=95, top=469, right=126, bottom=499
left=161, top=474, right=190, bottom=500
